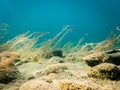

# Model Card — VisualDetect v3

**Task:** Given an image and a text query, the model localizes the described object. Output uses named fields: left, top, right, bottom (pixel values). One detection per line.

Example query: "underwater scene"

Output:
left=0, top=0, right=120, bottom=90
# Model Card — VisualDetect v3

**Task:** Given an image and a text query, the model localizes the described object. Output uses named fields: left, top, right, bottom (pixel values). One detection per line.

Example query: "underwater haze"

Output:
left=0, top=0, right=120, bottom=43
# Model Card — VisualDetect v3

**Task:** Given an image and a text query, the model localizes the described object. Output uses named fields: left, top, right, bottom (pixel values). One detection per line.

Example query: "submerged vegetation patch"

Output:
left=0, top=24, right=120, bottom=64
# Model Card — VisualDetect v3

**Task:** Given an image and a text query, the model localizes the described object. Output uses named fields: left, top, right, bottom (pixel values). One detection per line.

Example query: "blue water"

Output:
left=0, top=0, right=120, bottom=44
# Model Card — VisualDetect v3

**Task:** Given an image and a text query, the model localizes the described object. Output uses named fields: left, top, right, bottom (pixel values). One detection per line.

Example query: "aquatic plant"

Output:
left=2, top=31, right=48, bottom=62
left=1, top=24, right=120, bottom=63
left=0, top=25, right=72, bottom=62
left=64, top=32, right=120, bottom=62
left=90, top=34, right=120, bottom=53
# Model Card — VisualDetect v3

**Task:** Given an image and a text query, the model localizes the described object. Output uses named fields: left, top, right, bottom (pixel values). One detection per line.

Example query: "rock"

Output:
left=45, top=50, right=63, bottom=58
left=87, top=63, right=120, bottom=80
left=0, top=66, right=20, bottom=83
left=82, top=53, right=108, bottom=67
left=83, top=49, right=120, bottom=66
left=105, top=49, right=120, bottom=54
left=43, top=64, right=67, bottom=75
left=59, top=80, right=103, bottom=90
left=105, top=50, right=120, bottom=65
left=51, top=50, right=62, bottom=57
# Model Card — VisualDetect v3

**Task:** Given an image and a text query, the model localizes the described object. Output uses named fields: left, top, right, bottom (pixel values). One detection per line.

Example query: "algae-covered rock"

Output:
left=105, top=50, right=120, bottom=65
left=51, top=50, right=63, bottom=57
left=82, top=53, right=108, bottom=67
left=83, top=49, right=120, bottom=67
left=44, top=50, right=63, bottom=59
left=0, top=66, right=19, bottom=83
left=59, top=80, right=103, bottom=90
left=87, top=63, right=120, bottom=80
